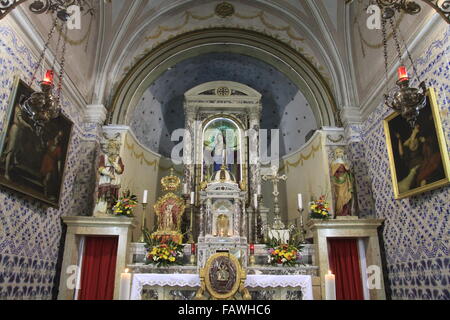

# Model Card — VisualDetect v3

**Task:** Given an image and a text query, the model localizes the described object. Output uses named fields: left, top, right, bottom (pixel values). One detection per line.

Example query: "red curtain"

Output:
left=78, top=236, right=119, bottom=300
left=328, top=238, right=364, bottom=300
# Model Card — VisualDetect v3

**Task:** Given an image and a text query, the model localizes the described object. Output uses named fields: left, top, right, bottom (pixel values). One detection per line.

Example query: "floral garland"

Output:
left=112, top=190, right=138, bottom=217
left=309, top=195, right=331, bottom=219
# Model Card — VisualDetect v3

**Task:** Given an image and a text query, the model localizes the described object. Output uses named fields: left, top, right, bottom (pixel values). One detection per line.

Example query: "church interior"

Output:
left=0, top=0, right=449, bottom=301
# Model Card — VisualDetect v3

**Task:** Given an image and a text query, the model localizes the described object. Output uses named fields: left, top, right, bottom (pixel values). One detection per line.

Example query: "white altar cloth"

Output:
left=130, top=273, right=313, bottom=300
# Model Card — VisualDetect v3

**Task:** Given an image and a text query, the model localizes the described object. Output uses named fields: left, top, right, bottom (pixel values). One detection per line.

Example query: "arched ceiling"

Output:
left=61, top=0, right=361, bottom=158
left=94, top=0, right=356, bottom=111
left=130, top=52, right=318, bottom=157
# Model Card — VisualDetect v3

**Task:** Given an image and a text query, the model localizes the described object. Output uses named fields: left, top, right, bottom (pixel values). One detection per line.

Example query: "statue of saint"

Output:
left=161, top=204, right=175, bottom=231
left=94, top=134, right=125, bottom=215
left=331, top=148, right=354, bottom=217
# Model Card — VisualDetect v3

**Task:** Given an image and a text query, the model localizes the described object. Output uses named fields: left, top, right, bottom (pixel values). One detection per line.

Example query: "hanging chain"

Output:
left=29, top=14, right=58, bottom=87
left=51, top=19, right=62, bottom=72
left=389, top=17, right=404, bottom=66
left=398, top=29, right=422, bottom=84
left=382, top=16, right=390, bottom=104
left=56, top=23, right=67, bottom=109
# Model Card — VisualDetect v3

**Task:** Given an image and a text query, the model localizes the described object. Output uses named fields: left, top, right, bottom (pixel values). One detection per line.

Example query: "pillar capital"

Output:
left=85, top=104, right=107, bottom=125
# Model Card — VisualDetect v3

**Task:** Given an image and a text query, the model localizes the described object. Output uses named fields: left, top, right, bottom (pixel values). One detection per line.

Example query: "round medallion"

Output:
left=216, top=86, right=231, bottom=96
left=215, top=2, right=235, bottom=19
left=205, top=253, right=241, bottom=299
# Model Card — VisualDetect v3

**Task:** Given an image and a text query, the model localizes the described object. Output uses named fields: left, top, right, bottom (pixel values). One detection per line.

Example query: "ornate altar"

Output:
left=183, top=81, right=264, bottom=242
left=197, top=164, right=248, bottom=268
left=152, top=169, right=186, bottom=244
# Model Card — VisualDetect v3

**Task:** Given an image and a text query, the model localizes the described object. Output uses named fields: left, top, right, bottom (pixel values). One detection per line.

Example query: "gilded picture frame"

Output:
left=383, top=87, right=450, bottom=199
left=0, top=76, right=73, bottom=208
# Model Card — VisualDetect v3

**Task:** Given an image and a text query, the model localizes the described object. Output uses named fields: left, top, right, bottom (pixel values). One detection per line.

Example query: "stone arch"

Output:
left=109, top=28, right=340, bottom=127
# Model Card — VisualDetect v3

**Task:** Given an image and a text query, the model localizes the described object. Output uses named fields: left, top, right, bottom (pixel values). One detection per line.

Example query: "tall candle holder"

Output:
left=297, top=208, right=307, bottom=244
left=255, top=194, right=264, bottom=243
left=139, top=203, right=148, bottom=243
left=188, top=204, right=195, bottom=244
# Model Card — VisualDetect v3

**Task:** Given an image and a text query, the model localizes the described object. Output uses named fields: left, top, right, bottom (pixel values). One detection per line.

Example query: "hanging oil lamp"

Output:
left=381, top=11, right=426, bottom=127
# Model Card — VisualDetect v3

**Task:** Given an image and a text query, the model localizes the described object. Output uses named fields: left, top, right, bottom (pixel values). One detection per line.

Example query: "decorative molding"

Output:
left=84, top=104, right=107, bottom=124
left=0, top=0, right=26, bottom=20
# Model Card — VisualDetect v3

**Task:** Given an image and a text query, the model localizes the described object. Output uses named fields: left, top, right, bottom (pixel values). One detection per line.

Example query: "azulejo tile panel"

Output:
left=0, top=24, right=99, bottom=300
left=360, top=25, right=450, bottom=300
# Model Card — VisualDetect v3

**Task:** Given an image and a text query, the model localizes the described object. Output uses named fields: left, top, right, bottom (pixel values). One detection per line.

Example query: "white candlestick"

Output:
left=325, top=270, right=336, bottom=300
left=119, top=269, right=132, bottom=300
left=257, top=184, right=261, bottom=195
left=183, top=183, right=188, bottom=195
left=254, top=194, right=258, bottom=209
left=190, top=192, right=195, bottom=205
left=142, top=190, right=148, bottom=204
left=298, top=194, right=303, bottom=210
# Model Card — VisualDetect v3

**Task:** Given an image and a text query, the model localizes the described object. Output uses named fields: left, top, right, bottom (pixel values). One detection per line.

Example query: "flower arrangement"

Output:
left=266, top=237, right=302, bottom=267
left=112, top=190, right=138, bottom=217
left=309, top=195, right=332, bottom=219
left=144, top=237, right=184, bottom=268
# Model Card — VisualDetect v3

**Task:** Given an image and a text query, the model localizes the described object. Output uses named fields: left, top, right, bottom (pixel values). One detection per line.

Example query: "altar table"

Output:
left=129, top=273, right=313, bottom=300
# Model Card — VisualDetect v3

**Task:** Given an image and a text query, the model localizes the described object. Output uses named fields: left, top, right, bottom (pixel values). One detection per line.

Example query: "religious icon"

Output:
left=152, top=192, right=186, bottom=243
left=202, top=117, right=242, bottom=183
left=383, top=88, right=450, bottom=199
left=330, top=147, right=354, bottom=217
left=0, top=77, right=73, bottom=208
left=196, top=253, right=251, bottom=300
left=93, top=133, right=125, bottom=215
left=216, top=214, right=230, bottom=237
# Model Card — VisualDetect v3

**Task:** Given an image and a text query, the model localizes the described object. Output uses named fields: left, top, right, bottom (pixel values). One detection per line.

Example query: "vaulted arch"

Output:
left=109, top=28, right=340, bottom=127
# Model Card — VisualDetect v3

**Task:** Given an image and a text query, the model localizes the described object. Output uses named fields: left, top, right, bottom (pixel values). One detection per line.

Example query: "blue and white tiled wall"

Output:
left=0, top=23, right=99, bottom=300
left=356, top=24, right=450, bottom=300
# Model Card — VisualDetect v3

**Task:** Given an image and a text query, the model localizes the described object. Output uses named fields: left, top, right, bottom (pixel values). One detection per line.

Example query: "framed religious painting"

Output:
left=0, top=77, right=73, bottom=208
left=383, top=87, right=450, bottom=199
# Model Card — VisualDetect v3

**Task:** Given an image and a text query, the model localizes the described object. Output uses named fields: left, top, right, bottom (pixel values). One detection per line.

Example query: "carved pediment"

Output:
left=205, top=182, right=241, bottom=193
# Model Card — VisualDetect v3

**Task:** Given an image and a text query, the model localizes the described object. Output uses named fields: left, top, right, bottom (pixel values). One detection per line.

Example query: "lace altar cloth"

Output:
left=130, top=273, right=313, bottom=300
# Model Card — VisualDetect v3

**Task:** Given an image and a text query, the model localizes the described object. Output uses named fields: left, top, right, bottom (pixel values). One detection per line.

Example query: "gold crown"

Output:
left=161, top=168, right=181, bottom=192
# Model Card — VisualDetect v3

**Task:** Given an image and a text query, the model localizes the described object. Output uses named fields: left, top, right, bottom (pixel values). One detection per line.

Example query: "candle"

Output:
left=119, top=268, right=132, bottom=300
left=254, top=194, right=258, bottom=209
left=142, top=190, right=148, bottom=204
left=42, top=70, right=54, bottom=85
left=325, top=270, right=336, bottom=300
left=249, top=243, right=255, bottom=255
left=298, top=194, right=303, bottom=210
left=397, top=66, right=409, bottom=82
left=191, top=243, right=196, bottom=255
left=257, top=184, right=261, bottom=195
left=190, top=192, right=195, bottom=205
left=183, top=183, right=188, bottom=195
